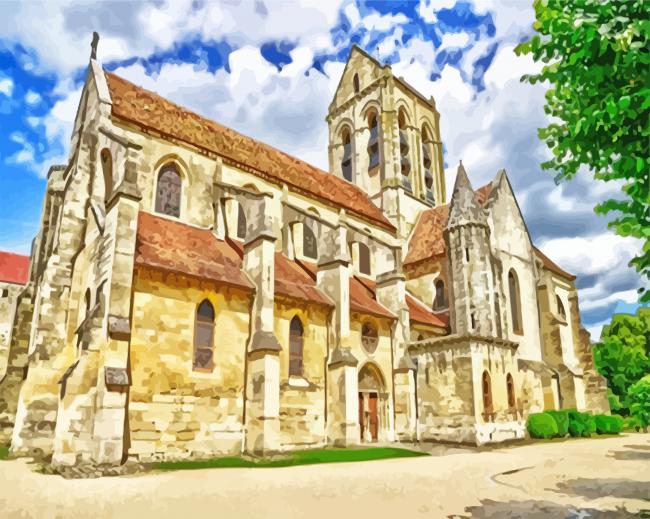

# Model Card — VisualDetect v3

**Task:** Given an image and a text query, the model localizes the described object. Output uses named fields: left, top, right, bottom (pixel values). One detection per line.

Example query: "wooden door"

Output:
left=358, top=393, right=364, bottom=441
left=368, top=393, right=378, bottom=441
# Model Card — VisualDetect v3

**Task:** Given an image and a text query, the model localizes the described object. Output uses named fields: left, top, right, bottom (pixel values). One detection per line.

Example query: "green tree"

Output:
left=593, top=308, right=650, bottom=414
left=627, top=374, right=650, bottom=431
left=516, top=0, right=650, bottom=300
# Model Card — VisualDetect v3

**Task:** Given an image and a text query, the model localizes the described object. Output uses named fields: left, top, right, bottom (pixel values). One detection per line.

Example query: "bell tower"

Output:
left=326, top=46, right=446, bottom=239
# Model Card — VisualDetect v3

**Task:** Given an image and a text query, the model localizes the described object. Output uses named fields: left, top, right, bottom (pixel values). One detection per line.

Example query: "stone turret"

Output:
left=444, top=163, right=497, bottom=337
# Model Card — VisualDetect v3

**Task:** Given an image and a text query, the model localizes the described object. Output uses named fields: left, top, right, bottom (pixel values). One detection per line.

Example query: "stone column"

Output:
left=317, top=221, right=360, bottom=446
left=376, top=253, right=416, bottom=442
left=243, top=196, right=282, bottom=455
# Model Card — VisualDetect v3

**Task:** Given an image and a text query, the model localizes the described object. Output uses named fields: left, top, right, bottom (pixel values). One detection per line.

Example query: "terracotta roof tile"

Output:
left=534, top=247, right=576, bottom=281
left=349, top=276, right=396, bottom=320
left=135, top=212, right=254, bottom=291
left=104, top=72, right=394, bottom=232
left=404, top=183, right=492, bottom=267
left=210, top=236, right=333, bottom=307
left=406, top=294, right=448, bottom=328
left=0, top=251, right=30, bottom=285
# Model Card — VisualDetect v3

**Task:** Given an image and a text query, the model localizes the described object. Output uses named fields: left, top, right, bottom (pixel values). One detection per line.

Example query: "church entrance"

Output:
left=358, top=363, right=385, bottom=443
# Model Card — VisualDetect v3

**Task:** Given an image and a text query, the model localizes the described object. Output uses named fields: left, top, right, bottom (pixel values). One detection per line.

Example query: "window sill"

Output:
left=287, top=376, right=310, bottom=388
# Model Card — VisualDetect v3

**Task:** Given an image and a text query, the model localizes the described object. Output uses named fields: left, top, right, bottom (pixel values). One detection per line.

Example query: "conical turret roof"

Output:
left=446, top=162, right=487, bottom=228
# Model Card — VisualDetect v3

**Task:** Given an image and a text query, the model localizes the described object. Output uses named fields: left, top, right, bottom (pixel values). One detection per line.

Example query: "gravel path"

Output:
left=0, top=434, right=648, bottom=518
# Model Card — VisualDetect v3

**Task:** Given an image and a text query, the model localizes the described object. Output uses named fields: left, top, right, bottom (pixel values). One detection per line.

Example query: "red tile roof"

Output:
left=0, top=251, right=30, bottom=285
left=404, top=183, right=491, bottom=267
left=350, top=276, right=397, bottom=320
left=534, top=247, right=576, bottom=281
left=298, top=262, right=395, bottom=320
left=229, top=242, right=333, bottom=307
left=104, top=72, right=394, bottom=232
left=406, top=294, right=448, bottom=328
left=135, top=212, right=254, bottom=291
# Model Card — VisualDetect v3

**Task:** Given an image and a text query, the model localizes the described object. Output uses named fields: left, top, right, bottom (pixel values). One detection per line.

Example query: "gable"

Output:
left=331, top=46, right=385, bottom=109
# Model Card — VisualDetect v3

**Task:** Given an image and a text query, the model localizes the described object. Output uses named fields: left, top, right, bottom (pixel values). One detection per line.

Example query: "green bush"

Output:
left=594, top=414, right=623, bottom=435
left=546, top=410, right=570, bottom=437
left=568, top=411, right=596, bottom=437
left=622, top=415, right=642, bottom=431
left=627, top=375, right=650, bottom=431
left=527, top=412, right=559, bottom=439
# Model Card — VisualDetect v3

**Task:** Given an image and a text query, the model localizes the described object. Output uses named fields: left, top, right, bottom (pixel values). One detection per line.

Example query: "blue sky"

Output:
left=0, top=0, right=646, bottom=337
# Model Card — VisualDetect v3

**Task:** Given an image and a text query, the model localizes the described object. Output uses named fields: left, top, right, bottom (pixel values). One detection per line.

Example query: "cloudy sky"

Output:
left=0, top=0, right=646, bottom=337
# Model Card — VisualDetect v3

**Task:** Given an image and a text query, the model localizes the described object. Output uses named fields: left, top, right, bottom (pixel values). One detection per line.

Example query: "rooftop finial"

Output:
left=90, top=31, right=99, bottom=60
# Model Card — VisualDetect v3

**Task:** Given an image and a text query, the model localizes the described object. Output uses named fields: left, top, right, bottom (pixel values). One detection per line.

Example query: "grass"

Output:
left=154, top=446, right=427, bottom=471
left=0, top=445, right=9, bottom=460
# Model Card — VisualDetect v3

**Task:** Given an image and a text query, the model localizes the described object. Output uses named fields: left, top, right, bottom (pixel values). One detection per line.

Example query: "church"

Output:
left=0, top=42, right=609, bottom=467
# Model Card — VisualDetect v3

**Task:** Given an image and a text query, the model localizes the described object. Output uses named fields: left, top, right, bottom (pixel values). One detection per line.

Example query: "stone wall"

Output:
left=275, top=300, right=328, bottom=449
left=127, top=269, right=251, bottom=460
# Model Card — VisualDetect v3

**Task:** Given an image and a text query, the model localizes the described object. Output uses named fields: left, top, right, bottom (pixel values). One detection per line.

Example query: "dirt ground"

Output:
left=0, top=433, right=648, bottom=519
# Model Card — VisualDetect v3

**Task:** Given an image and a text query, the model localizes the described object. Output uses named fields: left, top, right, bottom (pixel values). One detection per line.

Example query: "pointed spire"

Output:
left=446, top=162, right=486, bottom=228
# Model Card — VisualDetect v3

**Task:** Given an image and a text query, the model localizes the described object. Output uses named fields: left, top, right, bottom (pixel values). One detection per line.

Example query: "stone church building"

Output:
left=0, top=44, right=608, bottom=467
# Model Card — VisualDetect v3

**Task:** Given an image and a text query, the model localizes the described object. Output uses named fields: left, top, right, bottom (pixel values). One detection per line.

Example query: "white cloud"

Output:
left=25, top=90, right=41, bottom=105
left=0, top=77, right=13, bottom=96
left=418, top=0, right=457, bottom=24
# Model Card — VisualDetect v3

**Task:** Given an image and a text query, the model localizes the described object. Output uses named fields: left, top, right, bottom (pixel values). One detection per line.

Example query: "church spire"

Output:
left=447, top=161, right=486, bottom=228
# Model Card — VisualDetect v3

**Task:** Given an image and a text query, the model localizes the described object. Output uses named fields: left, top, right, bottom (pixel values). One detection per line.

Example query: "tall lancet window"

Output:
left=508, top=269, right=523, bottom=335
left=289, top=316, right=304, bottom=377
left=194, top=299, right=215, bottom=371
left=398, top=109, right=411, bottom=190
left=367, top=111, right=380, bottom=171
left=155, top=164, right=182, bottom=218
left=421, top=125, right=434, bottom=204
left=341, top=127, right=353, bottom=182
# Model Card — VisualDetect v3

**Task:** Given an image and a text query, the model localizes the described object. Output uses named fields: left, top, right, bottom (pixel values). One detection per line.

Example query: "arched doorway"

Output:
left=358, top=363, right=386, bottom=443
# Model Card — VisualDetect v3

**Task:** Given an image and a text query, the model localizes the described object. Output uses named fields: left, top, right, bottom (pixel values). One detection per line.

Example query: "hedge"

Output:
left=546, top=410, right=570, bottom=437
left=526, top=411, right=624, bottom=439
left=527, top=412, right=558, bottom=439
left=594, top=414, right=624, bottom=435
left=568, top=410, right=596, bottom=437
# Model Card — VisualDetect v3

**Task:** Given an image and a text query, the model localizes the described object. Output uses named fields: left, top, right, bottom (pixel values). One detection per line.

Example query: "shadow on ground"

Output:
left=608, top=444, right=650, bottom=461
left=553, top=478, right=650, bottom=502
left=457, top=499, right=648, bottom=518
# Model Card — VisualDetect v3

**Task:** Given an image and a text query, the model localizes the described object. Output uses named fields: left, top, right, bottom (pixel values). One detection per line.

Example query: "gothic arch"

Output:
left=358, top=362, right=385, bottom=392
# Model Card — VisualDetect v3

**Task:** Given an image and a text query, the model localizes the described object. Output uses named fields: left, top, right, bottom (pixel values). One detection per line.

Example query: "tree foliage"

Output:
left=627, top=375, right=650, bottom=430
left=593, top=308, right=650, bottom=414
left=516, top=0, right=650, bottom=300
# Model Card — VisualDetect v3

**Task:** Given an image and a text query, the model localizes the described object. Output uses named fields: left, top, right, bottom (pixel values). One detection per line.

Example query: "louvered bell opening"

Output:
left=399, top=130, right=409, bottom=155
left=426, top=189, right=435, bottom=204
left=342, top=142, right=352, bottom=181
left=368, top=141, right=380, bottom=170
left=422, top=146, right=432, bottom=169
left=401, top=157, right=412, bottom=191
left=369, top=124, right=379, bottom=141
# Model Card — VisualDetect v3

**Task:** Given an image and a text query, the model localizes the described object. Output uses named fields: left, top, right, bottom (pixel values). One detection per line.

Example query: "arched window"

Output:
left=482, top=370, right=492, bottom=415
left=341, top=127, right=352, bottom=182
left=506, top=373, right=515, bottom=409
left=237, top=203, right=246, bottom=239
left=433, top=279, right=446, bottom=310
left=303, top=224, right=318, bottom=260
left=100, top=149, right=113, bottom=203
left=194, top=299, right=215, bottom=370
left=289, top=316, right=304, bottom=377
left=556, top=295, right=566, bottom=319
left=353, top=73, right=360, bottom=93
left=421, top=126, right=434, bottom=202
left=508, top=269, right=523, bottom=335
left=367, top=111, right=380, bottom=170
left=84, top=288, right=91, bottom=316
left=358, top=242, right=371, bottom=275
left=361, top=322, right=378, bottom=353
left=398, top=109, right=410, bottom=182
left=155, top=164, right=182, bottom=218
